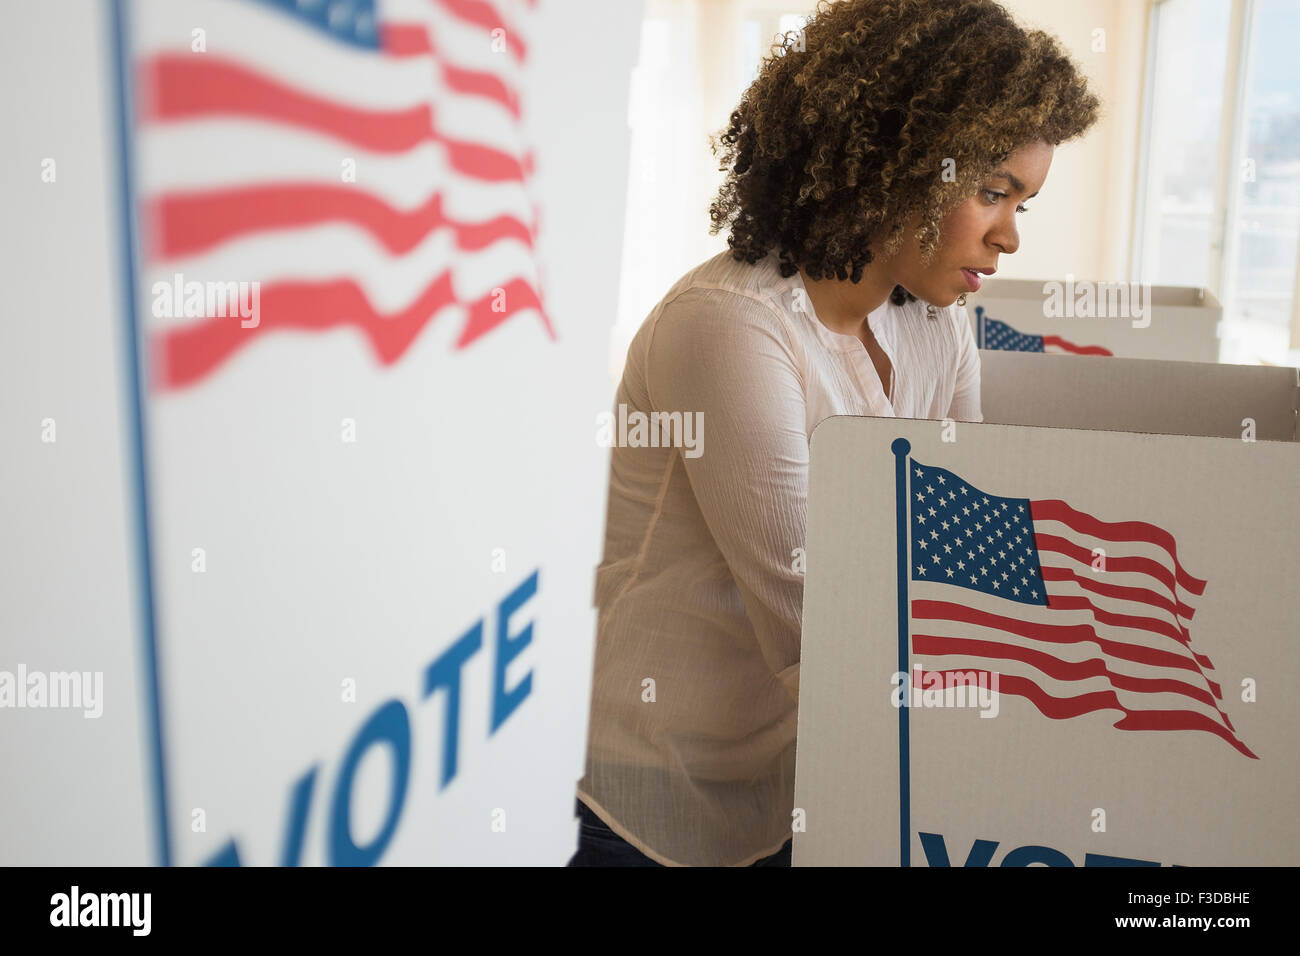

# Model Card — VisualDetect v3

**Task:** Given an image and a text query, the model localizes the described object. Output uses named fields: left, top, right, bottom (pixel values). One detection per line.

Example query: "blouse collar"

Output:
left=783, top=253, right=911, bottom=354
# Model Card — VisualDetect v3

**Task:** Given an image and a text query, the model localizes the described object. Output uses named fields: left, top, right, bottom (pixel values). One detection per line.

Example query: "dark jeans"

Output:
left=566, top=799, right=792, bottom=867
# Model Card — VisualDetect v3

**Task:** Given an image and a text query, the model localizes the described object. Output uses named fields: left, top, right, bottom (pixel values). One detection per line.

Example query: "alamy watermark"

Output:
left=0, top=665, right=102, bottom=718
left=50, top=886, right=150, bottom=935
left=151, top=272, right=260, bottom=328
left=1042, top=275, right=1151, bottom=329
left=891, top=664, right=1000, bottom=718
left=596, top=403, right=704, bottom=458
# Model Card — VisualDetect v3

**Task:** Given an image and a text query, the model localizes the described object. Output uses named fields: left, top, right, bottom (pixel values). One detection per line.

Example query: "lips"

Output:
left=960, top=266, right=996, bottom=294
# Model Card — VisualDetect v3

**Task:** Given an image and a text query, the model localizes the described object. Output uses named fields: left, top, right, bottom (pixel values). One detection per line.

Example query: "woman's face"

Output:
left=889, top=140, right=1055, bottom=307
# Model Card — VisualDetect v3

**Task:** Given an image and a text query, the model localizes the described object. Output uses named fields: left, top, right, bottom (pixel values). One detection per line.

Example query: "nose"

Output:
left=988, top=213, right=1020, bottom=256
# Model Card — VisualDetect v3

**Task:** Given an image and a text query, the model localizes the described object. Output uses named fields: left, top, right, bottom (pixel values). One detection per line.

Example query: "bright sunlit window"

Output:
left=1136, top=0, right=1300, bottom=364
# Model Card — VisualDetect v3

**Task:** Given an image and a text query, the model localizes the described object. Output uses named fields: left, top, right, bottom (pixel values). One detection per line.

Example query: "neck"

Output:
left=798, top=264, right=899, bottom=337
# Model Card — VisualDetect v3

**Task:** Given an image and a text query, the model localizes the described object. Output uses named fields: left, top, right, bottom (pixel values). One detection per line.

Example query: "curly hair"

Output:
left=708, top=0, right=1101, bottom=305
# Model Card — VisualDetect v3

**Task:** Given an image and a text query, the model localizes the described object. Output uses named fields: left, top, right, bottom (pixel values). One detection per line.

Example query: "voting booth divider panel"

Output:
left=969, top=277, right=1222, bottom=363
left=980, top=351, right=1299, bottom=442
left=1, top=0, right=645, bottom=866
left=793, top=357, right=1300, bottom=866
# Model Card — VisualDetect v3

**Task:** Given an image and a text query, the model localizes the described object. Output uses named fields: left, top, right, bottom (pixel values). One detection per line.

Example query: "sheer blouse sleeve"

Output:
left=644, top=288, right=809, bottom=704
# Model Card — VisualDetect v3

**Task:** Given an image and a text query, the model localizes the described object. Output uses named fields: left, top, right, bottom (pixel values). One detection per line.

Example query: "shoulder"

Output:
left=650, top=251, right=800, bottom=351
left=646, top=286, right=801, bottom=385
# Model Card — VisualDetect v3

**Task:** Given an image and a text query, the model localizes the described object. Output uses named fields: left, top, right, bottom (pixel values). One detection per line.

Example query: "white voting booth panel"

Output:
left=1, top=0, right=642, bottom=865
left=970, top=277, right=1221, bottom=363
left=1, top=2, right=156, bottom=865
left=980, top=351, right=1300, bottom=442
left=795, top=416, right=1300, bottom=866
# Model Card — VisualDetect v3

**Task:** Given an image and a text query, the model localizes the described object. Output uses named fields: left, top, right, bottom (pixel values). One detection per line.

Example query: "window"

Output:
left=1136, top=0, right=1300, bottom=364
left=611, top=2, right=817, bottom=383
left=739, top=9, right=811, bottom=85
left=1223, top=0, right=1300, bottom=364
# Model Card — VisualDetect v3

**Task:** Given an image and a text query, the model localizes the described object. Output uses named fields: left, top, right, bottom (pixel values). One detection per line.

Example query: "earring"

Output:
left=956, top=293, right=968, bottom=307
left=926, top=304, right=937, bottom=320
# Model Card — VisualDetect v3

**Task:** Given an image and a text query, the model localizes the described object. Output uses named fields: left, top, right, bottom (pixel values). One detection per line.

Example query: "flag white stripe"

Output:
left=139, top=124, right=533, bottom=219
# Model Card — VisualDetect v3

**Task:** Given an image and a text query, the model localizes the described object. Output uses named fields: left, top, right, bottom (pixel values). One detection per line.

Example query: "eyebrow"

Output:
left=990, top=169, right=1039, bottom=200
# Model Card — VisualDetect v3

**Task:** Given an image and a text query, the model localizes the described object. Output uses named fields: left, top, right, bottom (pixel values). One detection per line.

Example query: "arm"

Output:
left=645, top=288, right=808, bottom=705
left=948, top=304, right=983, bottom=423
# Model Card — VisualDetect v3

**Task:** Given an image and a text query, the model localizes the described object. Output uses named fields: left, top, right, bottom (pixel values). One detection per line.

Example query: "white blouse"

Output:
left=577, top=248, right=983, bottom=866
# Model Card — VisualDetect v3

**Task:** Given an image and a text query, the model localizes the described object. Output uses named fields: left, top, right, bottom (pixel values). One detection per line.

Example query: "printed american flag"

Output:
left=977, top=307, right=1112, bottom=356
left=905, top=457, right=1255, bottom=758
left=133, top=0, right=549, bottom=390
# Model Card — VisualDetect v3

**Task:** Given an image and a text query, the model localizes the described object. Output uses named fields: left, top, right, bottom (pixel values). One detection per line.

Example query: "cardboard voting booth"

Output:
left=2, top=0, right=642, bottom=865
left=970, top=277, right=1222, bottom=363
left=794, top=394, right=1300, bottom=865
left=979, top=351, right=1299, bottom=442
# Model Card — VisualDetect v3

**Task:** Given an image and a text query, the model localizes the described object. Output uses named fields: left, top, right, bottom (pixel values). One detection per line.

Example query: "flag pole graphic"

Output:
left=891, top=437, right=912, bottom=867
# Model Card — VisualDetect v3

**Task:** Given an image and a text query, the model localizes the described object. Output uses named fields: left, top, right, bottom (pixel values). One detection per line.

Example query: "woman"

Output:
left=570, top=0, right=1099, bottom=867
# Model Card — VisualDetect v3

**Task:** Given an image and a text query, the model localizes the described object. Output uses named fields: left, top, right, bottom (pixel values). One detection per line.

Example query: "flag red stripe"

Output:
left=442, top=137, right=530, bottom=182
left=150, top=185, right=535, bottom=259
left=1039, top=563, right=1194, bottom=622
left=912, top=633, right=1234, bottom=731
left=141, top=56, right=531, bottom=182
left=1034, top=531, right=1187, bottom=611
left=1030, top=499, right=1207, bottom=596
left=1043, top=593, right=1210, bottom=666
left=1114, top=707, right=1255, bottom=758
left=153, top=271, right=551, bottom=389
left=454, top=275, right=551, bottom=348
left=917, top=669, right=1256, bottom=759
left=440, top=60, right=521, bottom=117
left=383, top=22, right=522, bottom=117
left=381, top=23, right=435, bottom=55
left=438, top=0, right=527, bottom=61
left=912, top=599, right=1222, bottom=699
left=141, top=55, right=433, bottom=153
left=1041, top=334, right=1112, bottom=356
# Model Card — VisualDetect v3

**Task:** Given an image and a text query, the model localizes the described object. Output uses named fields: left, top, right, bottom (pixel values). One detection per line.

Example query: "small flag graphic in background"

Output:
left=134, top=0, right=549, bottom=390
left=977, top=307, right=1113, bottom=356
left=904, top=457, right=1255, bottom=758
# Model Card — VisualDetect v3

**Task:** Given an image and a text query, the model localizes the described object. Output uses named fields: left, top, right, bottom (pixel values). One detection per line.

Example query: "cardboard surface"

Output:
left=970, top=277, right=1221, bottom=363
left=794, top=416, right=1300, bottom=866
left=980, top=351, right=1299, bottom=441
left=0, top=1, right=154, bottom=865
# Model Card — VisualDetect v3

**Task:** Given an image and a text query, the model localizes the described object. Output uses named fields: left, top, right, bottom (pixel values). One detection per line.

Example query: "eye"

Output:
left=982, top=189, right=1029, bottom=214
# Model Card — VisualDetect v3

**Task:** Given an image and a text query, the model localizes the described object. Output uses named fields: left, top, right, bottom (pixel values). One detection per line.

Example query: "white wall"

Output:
left=996, top=0, right=1150, bottom=284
